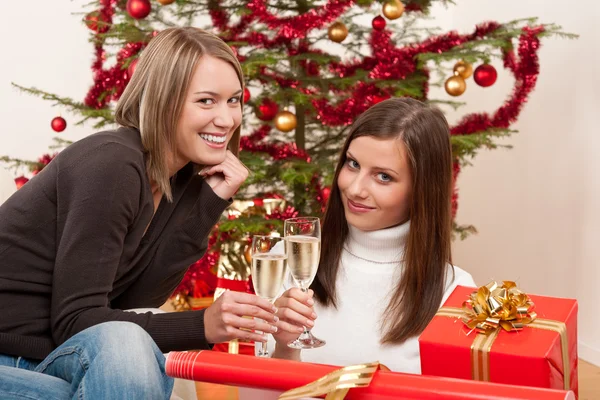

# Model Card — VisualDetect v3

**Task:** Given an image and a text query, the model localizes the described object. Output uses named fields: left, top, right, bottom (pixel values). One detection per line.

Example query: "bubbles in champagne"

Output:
left=286, top=236, right=320, bottom=287
left=251, top=254, right=287, bottom=301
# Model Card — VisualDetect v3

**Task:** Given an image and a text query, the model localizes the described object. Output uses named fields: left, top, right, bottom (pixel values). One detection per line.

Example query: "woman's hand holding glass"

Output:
left=271, top=288, right=317, bottom=354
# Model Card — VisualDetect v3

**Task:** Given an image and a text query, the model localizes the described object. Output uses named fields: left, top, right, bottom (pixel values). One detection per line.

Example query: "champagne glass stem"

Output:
left=299, top=286, right=311, bottom=336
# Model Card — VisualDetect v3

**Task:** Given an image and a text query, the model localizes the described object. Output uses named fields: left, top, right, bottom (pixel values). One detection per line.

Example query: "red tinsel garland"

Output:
left=246, top=0, right=353, bottom=40
left=240, top=125, right=311, bottom=162
left=84, top=0, right=147, bottom=109
left=312, top=22, right=503, bottom=126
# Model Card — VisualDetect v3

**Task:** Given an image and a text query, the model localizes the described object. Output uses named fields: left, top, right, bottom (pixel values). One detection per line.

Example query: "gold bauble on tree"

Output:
left=328, top=21, right=348, bottom=43
left=157, top=0, right=176, bottom=4
left=445, top=75, right=466, bottom=97
left=382, top=0, right=404, bottom=20
left=274, top=110, right=298, bottom=132
left=453, top=60, right=473, bottom=79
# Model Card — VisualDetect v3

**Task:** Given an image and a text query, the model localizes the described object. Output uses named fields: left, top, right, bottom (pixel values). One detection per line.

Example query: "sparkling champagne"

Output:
left=286, top=235, right=320, bottom=287
left=251, top=254, right=287, bottom=301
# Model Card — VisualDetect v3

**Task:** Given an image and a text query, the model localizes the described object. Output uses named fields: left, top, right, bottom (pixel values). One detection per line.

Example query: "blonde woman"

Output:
left=0, top=27, right=276, bottom=399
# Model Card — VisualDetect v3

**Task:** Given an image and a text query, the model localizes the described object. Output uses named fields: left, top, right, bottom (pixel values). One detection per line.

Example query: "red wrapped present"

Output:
left=165, top=351, right=575, bottom=399
left=419, top=282, right=578, bottom=396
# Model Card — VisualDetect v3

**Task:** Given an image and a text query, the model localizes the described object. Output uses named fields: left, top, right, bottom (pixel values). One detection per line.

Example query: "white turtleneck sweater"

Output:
left=268, top=221, right=476, bottom=374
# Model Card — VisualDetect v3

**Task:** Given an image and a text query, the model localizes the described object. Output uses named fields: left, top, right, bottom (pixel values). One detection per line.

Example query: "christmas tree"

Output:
left=3, top=0, right=572, bottom=301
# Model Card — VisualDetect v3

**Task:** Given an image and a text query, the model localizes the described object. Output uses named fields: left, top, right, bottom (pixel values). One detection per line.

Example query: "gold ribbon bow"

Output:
left=461, top=280, right=537, bottom=334
left=278, top=362, right=389, bottom=400
left=436, top=281, right=570, bottom=390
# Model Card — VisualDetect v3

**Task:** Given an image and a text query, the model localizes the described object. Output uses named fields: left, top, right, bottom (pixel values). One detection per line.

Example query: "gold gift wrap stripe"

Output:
left=436, top=306, right=570, bottom=390
left=189, top=297, right=214, bottom=309
left=471, top=329, right=498, bottom=382
left=278, top=362, right=381, bottom=400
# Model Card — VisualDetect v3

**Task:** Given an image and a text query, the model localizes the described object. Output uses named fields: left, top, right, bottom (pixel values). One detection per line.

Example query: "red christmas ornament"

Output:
left=321, top=187, right=331, bottom=203
left=51, top=116, right=67, bottom=132
left=84, top=11, right=110, bottom=33
left=127, top=58, right=139, bottom=78
left=126, top=0, right=151, bottom=19
left=243, top=88, right=251, bottom=103
left=372, top=16, right=386, bottom=31
left=14, top=176, right=29, bottom=189
left=256, top=99, right=279, bottom=121
left=372, top=94, right=390, bottom=104
left=473, top=64, right=498, bottom=87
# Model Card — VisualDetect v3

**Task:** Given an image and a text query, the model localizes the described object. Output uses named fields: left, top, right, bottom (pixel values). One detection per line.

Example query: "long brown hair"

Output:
left=312, top=97, right=453, bottom=344
left=115, top=27, right=244, bottom=201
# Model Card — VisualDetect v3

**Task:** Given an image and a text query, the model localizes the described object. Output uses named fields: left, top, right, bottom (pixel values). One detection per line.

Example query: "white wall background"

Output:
left=1, top=1, right=598, bottom=364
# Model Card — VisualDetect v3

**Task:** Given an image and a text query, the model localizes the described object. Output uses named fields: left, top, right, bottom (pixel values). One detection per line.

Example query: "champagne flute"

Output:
left=251, top=235, right=288, bottom=357
left=284, top=217, right=326, bottom=349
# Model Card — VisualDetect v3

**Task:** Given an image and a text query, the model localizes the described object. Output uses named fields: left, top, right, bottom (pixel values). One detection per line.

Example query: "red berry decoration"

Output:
left=51, top=117, right=67, bottom=133
left=473, top=64, right=498, bottom=87
left=243, top=88, right=251, bottom=103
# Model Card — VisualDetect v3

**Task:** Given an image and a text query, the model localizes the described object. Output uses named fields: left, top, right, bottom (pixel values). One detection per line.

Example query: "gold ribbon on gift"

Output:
left=278, top=362, right=389, bottom=400
left=437, top=281, right=570, bottom=390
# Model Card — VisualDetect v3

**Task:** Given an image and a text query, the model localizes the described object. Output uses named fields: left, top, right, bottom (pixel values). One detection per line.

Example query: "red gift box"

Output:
left=166, top=351, right=575, bottom=399
left=419, top=283, right=578, bottom=396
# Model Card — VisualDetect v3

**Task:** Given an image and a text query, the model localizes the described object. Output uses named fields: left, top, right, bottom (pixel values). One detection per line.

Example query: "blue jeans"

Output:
left=0, top=321, right=174, bottom=399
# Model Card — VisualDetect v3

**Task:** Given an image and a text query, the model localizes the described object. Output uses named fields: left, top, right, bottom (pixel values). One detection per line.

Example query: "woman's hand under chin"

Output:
left=200, top=150, right=248, bottom=200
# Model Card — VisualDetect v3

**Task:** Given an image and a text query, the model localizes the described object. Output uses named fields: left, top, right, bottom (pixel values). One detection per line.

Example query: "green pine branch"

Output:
left=11, top=83, right=115, bottom=129
left=451, top=128, right=516, bottom=166
left=452, top=221, right=478, bottom=240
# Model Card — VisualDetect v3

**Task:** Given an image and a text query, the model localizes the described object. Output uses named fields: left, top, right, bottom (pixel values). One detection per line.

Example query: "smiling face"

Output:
left=337, top=135, right=412, bottom=232
left=172, top=54, right=243, bottom=170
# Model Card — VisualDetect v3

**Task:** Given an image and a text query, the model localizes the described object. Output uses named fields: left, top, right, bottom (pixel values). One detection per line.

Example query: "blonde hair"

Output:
left=115, top=27, right=244, bottom=201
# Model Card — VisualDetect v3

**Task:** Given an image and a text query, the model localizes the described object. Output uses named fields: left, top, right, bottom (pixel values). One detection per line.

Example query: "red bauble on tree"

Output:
left=127, top=58, right=139, bottom=78
left=321, top=187, right=331, bottom=203
left=256, top=99, right=279, bottom=121
left=126, top=0, right=151, bottom=19
left=14, top=176, right=29, bottom=190
left=473, top=64, right=498, bottom=87
left=84, top=11, right=110, bottom=33
left=243, top=88, right=251, bottom=103
left=51, top=116, right=67, bottom=132
left=372, top=16, right=386, bottom=31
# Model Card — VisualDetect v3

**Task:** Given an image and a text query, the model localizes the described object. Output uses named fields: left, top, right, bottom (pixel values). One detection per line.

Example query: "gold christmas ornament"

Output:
left=157, top=0, right=176, bottom=4
left=274, top=110, right=298, bottom=132
left=453, top=60, right=473, bottom=79
left=382, top=0, right=404, bottom=20
left=445, top=74, right=466, bottom=97
left=328, top=21, right=348, bottom=43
